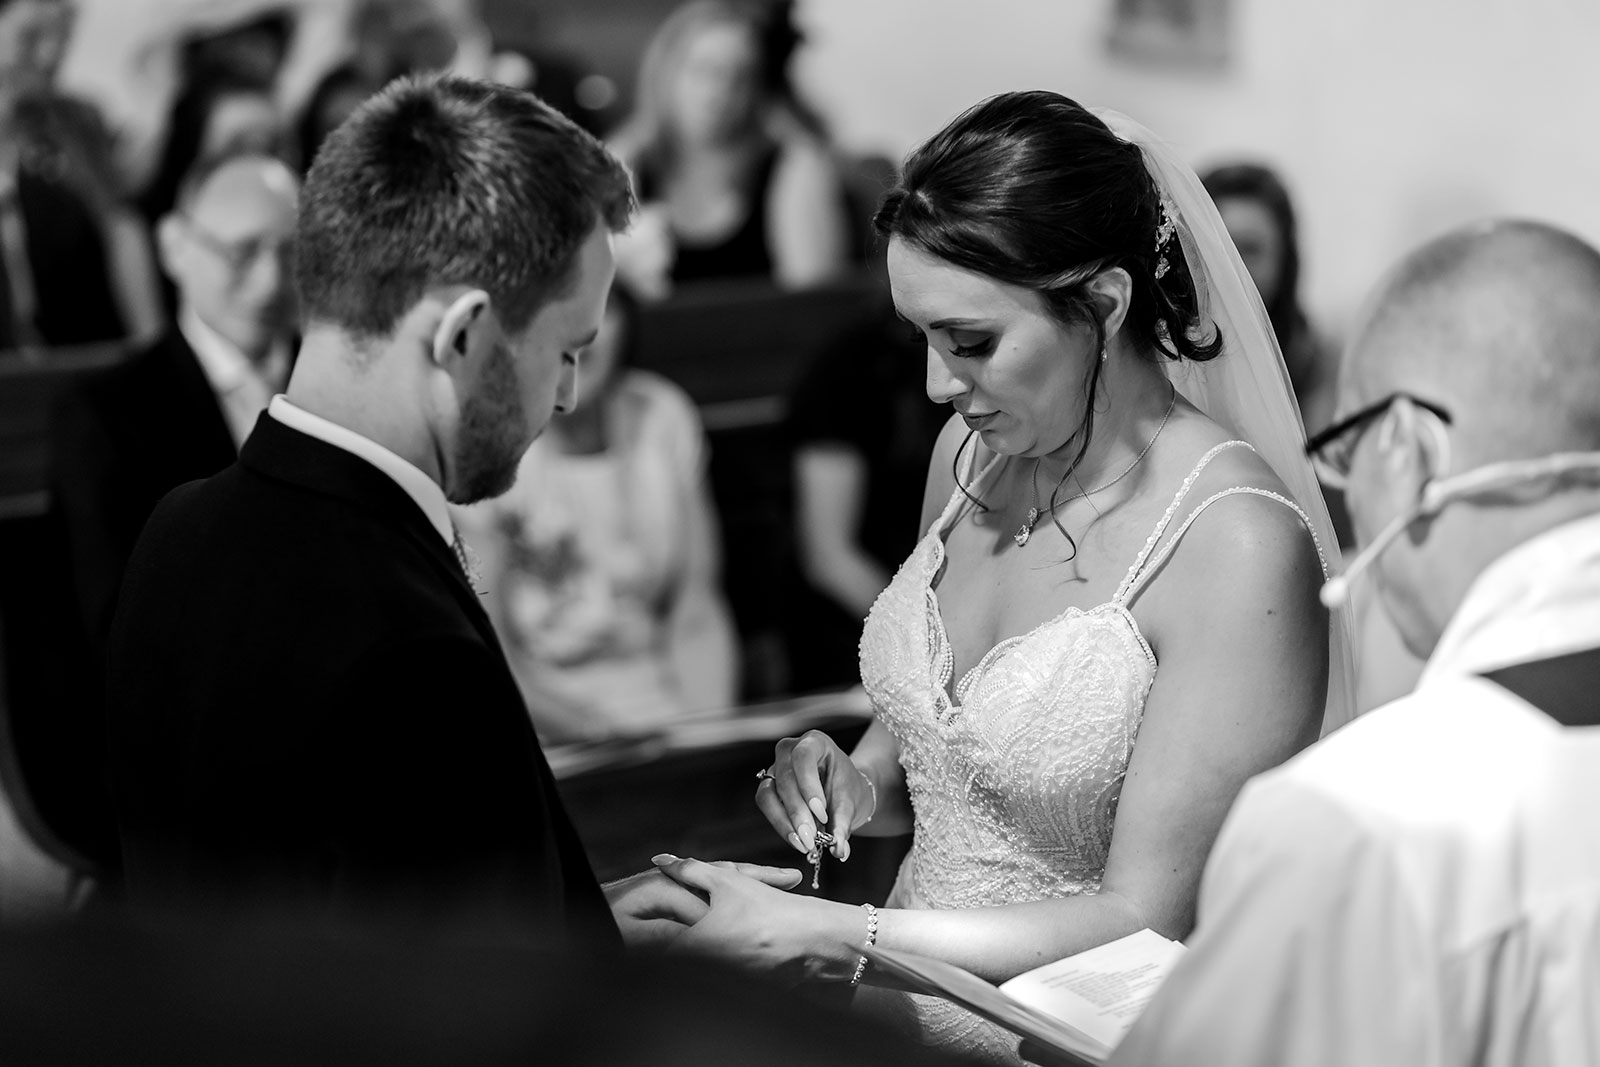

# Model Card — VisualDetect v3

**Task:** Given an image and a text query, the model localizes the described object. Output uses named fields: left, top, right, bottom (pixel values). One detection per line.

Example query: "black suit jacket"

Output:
left=107, top=413, right=619, bottom=945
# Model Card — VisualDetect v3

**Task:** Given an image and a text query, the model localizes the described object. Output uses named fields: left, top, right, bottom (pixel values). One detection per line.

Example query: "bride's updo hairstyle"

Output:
left=874, top=89, right=1221, bottom=364
left=874, top=91, right=1222, bottom=535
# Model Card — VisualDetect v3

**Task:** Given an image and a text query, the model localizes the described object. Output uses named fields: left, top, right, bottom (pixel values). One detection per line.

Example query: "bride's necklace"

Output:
left=1014, top=388, right=1177, bottom=548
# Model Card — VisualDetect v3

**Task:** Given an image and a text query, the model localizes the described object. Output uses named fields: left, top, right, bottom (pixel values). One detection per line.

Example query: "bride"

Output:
left=652, top=91, right=1355, bottom=1064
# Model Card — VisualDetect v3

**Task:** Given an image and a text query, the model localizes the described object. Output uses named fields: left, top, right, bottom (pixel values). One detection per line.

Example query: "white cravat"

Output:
left=266, top=395, right=455, bottom=550
left=181, top=306, right=288, bottom=450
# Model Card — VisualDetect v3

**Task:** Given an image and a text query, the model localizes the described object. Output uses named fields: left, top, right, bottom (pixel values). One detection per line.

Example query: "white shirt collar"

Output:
left=1424, top=510, right=1600, bottom=680
left=266, top=395, right=455, bottom=546
left=180, top=305, right=287, bottom=396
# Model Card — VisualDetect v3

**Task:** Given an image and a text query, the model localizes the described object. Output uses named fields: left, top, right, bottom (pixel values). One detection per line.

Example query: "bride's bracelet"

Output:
left=849, top=903, right=879, bottom=987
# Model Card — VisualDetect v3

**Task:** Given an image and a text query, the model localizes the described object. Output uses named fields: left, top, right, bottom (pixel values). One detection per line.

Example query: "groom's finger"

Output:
left=638, top=887, right=709, bottom=926
left=724, top=861, right=803, bottom=889
left=650, top=854, right=725, bottom=895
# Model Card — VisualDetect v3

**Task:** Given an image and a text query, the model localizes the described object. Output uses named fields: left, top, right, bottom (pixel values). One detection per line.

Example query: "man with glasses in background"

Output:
left=48, top=152, right=297, bottom=878
left=1099, top=219, right=1600, bottom=1066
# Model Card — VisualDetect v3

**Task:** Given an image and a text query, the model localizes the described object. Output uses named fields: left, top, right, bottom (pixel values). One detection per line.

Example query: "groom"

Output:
left=106, top=73, right=749, bottom=942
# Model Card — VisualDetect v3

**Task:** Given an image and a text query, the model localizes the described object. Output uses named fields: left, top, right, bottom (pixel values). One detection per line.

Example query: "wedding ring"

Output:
left=755, top=768, right=776, bottom=784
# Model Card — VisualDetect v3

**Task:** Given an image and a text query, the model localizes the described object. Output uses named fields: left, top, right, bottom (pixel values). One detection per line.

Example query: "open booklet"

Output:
left=862, top=928, right=1185, bottom=1067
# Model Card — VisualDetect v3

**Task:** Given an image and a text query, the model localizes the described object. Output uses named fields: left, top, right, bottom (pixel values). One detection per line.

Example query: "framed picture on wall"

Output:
left=1106, top=0, right=1230, bottom=68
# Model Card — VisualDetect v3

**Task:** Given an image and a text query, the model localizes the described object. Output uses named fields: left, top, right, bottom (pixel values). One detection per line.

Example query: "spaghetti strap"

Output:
left=1113, top=440, right=1252, bottom=604
left=1114, top=441, right=1331, bottom=605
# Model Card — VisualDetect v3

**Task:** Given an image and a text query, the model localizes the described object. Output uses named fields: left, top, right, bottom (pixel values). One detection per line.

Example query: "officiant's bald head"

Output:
left=1345, top=219, right=1600, bottom=464
left=1337, top=219, right=1600, bottom=655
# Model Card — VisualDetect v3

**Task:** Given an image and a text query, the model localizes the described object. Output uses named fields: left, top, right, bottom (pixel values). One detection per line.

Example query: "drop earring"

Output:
left=1100, top=344, right=1109, bottom=363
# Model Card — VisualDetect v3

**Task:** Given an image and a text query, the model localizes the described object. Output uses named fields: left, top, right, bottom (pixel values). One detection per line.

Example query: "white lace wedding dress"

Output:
left=858, top=440, right=1323, bottom=1064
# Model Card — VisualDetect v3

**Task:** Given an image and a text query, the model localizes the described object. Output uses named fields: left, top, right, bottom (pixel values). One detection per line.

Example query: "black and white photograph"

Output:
left=0, top=0, right=1596, bottom=1063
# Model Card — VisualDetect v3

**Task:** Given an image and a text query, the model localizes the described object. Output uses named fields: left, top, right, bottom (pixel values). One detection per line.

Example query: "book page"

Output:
left=998, top=929, right=1186, bottom=1053
left=861, top=946, right=1107, bottom=1066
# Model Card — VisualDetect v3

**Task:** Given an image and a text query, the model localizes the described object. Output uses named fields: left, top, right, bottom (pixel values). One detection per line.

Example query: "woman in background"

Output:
left=1201, top=166, right=1421, bottom=712
left=606, top=0, right=850, bottom=296
left=8, top=0, right=164, bottom=345
left=1200, top=162, right=1335, bottom=435
left=463, top=285, right=739, bottom=742
left=138, top=72, right=287, bottom=226
left=785, top=294, right=949, bottom=694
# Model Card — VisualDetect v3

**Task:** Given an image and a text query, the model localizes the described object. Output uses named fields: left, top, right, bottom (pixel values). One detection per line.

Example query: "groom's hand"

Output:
left=605, top=862, right=802, bottom=951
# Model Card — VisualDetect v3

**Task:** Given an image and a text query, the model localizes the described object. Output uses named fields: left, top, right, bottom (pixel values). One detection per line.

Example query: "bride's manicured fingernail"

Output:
left=808, top=797, right=827, bottom=821
left=788, top=832, right=804, bottom=852
left=651, top=853, right=679, bottom=865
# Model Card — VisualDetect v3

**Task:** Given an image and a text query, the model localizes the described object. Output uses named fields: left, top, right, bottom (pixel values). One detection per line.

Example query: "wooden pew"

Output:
left=634, top=275, right=880, bottom=430
left=0, top=343, right=131, bottom=873
left=0, top=343, right=129, bottom=521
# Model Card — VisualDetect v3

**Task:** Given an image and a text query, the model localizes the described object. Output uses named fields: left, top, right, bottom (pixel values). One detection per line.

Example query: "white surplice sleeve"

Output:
left=1107, top=772, right=1442, bottom=1067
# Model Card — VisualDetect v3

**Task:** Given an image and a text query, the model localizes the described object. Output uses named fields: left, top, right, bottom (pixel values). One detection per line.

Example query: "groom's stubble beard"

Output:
left=448, top=339, right=529, bottom=506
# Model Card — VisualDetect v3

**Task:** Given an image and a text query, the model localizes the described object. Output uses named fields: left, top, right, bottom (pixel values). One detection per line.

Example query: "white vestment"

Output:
left=1110, top=512, right=1600, bottom=1067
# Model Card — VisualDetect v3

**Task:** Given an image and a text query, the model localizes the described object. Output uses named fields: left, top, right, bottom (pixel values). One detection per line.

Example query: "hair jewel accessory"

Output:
left=1153, top=196, right=1177, bottom=280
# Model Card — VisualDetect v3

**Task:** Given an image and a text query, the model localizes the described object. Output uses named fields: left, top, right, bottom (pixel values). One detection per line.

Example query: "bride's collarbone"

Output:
left=934, top=510, right=1137, bottom=655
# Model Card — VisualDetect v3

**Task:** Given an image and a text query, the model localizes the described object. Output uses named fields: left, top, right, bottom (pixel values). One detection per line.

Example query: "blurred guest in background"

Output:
left=46, top=151, right=297, bottom=877
left=607, top=0, right=850, bottom=296
left=7, top=0, right=164, bottom=346
left=297, top=64, right=381, bottom=172
left=1112, top=220, right=1600, bottom=1067
left=784, top=298, right=947, bottom=693
left=55, top=151, right=298, bottom=664
left=1201, top=161, right=1424, bottom=709
left=0, top=0, right=149, bottom=351
left=138, top=71, right=287, bottom=224
left=1201, top=162, right=1335, bottom=435
left=57, top=0, right=359, bottom=194
left=463, top=283, right=738, bottom=742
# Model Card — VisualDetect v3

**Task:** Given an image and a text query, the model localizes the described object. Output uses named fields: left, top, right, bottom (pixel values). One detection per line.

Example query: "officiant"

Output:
left=1106, top=219, right=1600, bottom=1066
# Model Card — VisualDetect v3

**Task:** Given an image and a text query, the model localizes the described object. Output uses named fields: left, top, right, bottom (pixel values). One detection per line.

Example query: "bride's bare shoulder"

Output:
left=1159, top=403, right=1295, bottom=499
left=1138, top=406, right=1326, bottom=601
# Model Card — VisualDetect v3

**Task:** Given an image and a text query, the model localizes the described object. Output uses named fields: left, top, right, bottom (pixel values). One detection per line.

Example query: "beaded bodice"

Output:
left=858, top=441, right=1321, bottom=1063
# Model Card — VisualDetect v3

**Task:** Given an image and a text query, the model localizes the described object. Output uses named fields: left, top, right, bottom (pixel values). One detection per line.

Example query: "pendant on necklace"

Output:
left=1014, top=506, right=1039, bottom=548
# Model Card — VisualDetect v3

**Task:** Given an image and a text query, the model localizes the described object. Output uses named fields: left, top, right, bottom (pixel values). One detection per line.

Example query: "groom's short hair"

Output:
left=295, top=72, right=632, bottom=341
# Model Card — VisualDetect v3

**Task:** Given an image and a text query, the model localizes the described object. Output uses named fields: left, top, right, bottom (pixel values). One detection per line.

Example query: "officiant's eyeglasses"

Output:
left=1306, top=394, right=1453, bottom=489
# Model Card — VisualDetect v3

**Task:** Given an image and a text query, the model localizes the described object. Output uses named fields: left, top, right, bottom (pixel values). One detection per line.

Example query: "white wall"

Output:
left=795, top=0, right=1600, bottom=337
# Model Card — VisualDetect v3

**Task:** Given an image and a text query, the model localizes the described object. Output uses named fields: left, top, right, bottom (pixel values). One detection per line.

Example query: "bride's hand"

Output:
left=605, top=861, right=804, bottom=951
left=756, top=730, right=876, bottom=861
left=650, top=854, right=863, bottom=985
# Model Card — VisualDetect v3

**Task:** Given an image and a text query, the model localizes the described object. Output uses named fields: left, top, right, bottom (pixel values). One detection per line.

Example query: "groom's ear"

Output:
left=430, top=289, right=492, bottom=370
left=1084, top=267, right=1133, bottom=342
